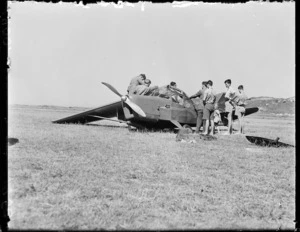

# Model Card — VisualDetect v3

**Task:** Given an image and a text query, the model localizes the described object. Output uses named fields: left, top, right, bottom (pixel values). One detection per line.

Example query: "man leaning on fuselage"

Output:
left=127, top=74, right=146, bottom=94
left=133, top=79, right=158, bottom=96
left=189, top=81, right=207, bottom=133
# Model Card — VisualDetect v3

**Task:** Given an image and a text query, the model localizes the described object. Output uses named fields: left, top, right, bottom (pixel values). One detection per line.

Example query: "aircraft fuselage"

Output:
left=119, top=94, right=198, bottom=128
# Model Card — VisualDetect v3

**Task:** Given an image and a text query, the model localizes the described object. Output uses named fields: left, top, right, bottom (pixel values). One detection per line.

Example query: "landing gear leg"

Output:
left=127, top=123, right=148, bottom=132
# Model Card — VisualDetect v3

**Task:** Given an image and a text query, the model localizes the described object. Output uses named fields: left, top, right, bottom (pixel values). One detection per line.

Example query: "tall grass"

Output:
left=8, top=105, right=295, bottom=229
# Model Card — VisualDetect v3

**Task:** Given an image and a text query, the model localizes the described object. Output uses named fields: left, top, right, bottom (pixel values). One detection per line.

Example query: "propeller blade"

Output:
left=101, top=82, right=122, bottom=97
left=125, top=98, right=146, bottom=117
left=101, top=82, right=146, bottom=117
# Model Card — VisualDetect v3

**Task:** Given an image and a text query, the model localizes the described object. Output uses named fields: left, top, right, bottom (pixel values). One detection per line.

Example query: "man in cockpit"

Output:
left=156, top=81, right=184, bottom=103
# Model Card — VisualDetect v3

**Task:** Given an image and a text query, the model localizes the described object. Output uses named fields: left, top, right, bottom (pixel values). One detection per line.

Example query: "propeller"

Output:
left=101, top=82, right=146, bottom=117
left=124, top=97, right=146, bottom=117
left=101, top=82, right=122, bottom=97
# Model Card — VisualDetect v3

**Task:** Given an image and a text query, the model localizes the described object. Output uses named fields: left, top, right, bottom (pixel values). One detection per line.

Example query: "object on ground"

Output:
left=180, top=139, right=196, bottom=143
left=8, top=138, right=19, bottom=146
left=199, top=134, right=217, bottom=141
left=176, top=127, right=193, bottom=141
left=245, top=136, right=294, bottom=148
left=176, top=128, right=217, bottom=142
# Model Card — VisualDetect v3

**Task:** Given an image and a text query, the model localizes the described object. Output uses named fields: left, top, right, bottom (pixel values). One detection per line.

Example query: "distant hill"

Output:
left=248, top=96, right=275, bottom=100
left=9, top=104, right=91, bottom=112
left=246, top=96, right=295, bottom=115
left=9, top=95, right=295, bottom=116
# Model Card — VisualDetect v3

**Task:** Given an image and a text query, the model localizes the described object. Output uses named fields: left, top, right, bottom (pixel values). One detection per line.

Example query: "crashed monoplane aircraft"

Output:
left=53, top=82, right=259, bottom=130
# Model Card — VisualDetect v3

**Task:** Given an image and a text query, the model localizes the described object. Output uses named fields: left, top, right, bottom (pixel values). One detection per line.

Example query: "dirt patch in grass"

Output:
left=8, top=105, right=295, bottom=230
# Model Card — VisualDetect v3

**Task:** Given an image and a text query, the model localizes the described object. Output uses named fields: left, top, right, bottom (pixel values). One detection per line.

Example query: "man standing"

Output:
left=235, top=85, right=248, bottom=134
left=189, top=81, right=207, bottom=133
left=127, top=74, right=146, bottom=94
left=202, top=80, right=216, bottom=135
left=133, top=79, right=158, bottom=96
left=224, top=79, right=237, bottom=135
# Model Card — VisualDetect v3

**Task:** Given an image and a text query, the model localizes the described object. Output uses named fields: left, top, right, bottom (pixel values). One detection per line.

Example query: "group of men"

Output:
left=126, top=74, right=184, bottom=101
left=126, top=74, right=247, bottom=135
left=189, top=79, right=247, bottom=135
left=127, top=74, right=158, bottom=96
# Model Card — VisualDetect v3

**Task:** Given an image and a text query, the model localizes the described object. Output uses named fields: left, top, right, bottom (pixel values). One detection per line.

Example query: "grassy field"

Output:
left=8, top=105, right=295, bottom=230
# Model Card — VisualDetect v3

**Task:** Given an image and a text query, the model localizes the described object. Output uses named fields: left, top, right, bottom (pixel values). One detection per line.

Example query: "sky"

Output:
left=8, top=1, right=295, bottom=108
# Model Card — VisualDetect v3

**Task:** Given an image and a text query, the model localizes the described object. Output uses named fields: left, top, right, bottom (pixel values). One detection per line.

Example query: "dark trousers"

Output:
left=195, top=110, right=204, bottom=133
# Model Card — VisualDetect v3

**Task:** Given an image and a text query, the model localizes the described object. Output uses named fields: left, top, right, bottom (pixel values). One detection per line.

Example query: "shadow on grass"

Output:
left=86, top=123, right=177, bottom=133
left=86, top=124, right=127, bottom=129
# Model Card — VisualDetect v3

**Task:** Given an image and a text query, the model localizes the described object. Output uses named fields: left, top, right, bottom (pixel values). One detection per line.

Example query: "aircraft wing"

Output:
left=52, top=101, right=123, bottom=124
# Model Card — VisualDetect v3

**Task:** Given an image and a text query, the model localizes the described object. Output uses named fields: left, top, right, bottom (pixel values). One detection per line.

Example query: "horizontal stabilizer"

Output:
left=220, top=107, right=259, bottom=126
left=245, top=107, right=259, bottom=116
left=232, top=107, right=259, bottom=121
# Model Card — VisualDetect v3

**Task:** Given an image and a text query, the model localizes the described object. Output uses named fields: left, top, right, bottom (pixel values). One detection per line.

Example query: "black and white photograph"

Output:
left=7, top=1, right=295, bottom=230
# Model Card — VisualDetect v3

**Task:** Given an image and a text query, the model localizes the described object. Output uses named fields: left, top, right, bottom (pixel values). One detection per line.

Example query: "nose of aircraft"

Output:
left=121, top=95, right=127, bottom=101
left=101, top=82, right=146, bottom=117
